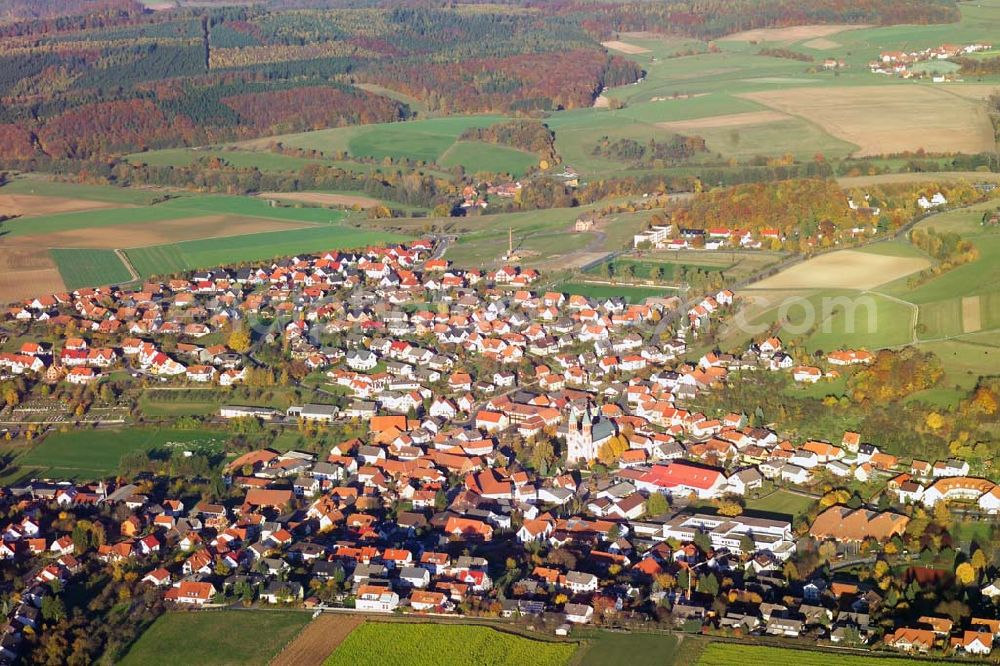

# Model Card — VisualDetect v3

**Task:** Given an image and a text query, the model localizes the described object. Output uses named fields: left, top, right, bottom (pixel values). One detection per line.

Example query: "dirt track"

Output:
left=270, top=615, right=363, bottom=666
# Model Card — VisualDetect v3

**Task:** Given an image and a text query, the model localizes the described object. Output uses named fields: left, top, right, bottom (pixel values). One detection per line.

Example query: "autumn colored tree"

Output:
left=956, top=561, right=977, bottom=586
left=228, top=327, right=251, bottom=353
left=717, top=500, right=743, bottom=517
left=597, top=435, right=629, bottom=466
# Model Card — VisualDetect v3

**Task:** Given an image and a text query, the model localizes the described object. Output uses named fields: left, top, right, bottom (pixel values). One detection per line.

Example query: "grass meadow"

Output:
left=19, top=428, right=224, bottom=479
left=126, top=225, right=407, bottom=278
left=744, top=489, right=817, bottom=518
left=0, top=178, right=164, bottom=205
left=121, top=611, right=311, bottom=666
left=50, top=249, right=133, bottom=289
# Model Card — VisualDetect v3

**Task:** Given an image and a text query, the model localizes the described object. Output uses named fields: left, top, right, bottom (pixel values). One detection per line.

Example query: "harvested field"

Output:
left=720, top=24, right=869, bottom=42
left=9, top=215, right=314, bottom=250
left=837, top=171, right=1000, bottom=187
left=0, top=194, right=120, bottom=218
left=657, top=110, right=788, bottom=131
left=601, top=40, right=650, bottom=55
left=746, top=250, right=929, bottom=291
left=0, top=247, right=65, bottom=304
left=802, top=38, right=840, bottom=49
left=272, top=615, right=363, bottom=666
left=963, top=295, right=982, bottom=333
left=257, top=191, right=383, bottom=209
left=740, top=86, right=996, bottom=156
left=936, top=84, right=1000, bottom=100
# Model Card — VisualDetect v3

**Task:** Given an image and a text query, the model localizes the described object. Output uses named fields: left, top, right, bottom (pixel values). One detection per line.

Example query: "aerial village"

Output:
left=0, top=237, right=999, bottom=661
left=870, top=41, right=992, bottom=80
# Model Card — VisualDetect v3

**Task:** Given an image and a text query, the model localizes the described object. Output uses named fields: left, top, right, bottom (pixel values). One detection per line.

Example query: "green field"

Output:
left=126, top=147, right=328, bottom=172
left=324, top=623, right=576, bottom=666
left=588, top=257, right=726, bottom=282
left=697, top=643, right=940, bottom=666
left=18, top=428, right=224, bottom=479
left=577, top=631, right=680, bottom=666
left=3, top=192, right=346, bottom=237
left=728, top=203, right=1000, bottom=392
left=126, top=225, right=407, bottom=279
left=159, top=0, right=1000, bottom=183
left=3, top=205, right=199, bottom=237
left=745, top=489, right=816, bottom=518
left=157, top=195, right=347, bottom=224
left=0, top=178, right=166, bottom=205
left=438, top=141, right=537, bottom=176
left=121, top=611, right=311, bottom=666
left=255, top=115, right=507, bottom=165
left=436, top=205, right=660, bottom=269
left=554, top=281, right=673, bottom=303
left=50, top=249, right=133, bottom=289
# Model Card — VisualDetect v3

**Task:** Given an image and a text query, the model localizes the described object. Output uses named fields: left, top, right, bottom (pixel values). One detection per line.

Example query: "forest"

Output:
left=458, top=121, right=559, bottom=165
left=0, top=0, right=959, bottom=163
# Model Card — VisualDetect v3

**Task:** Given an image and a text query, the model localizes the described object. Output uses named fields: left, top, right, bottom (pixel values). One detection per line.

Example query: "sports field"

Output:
left=554, top=281, right=673, bottom=303
left=324, top=623, right=576, bottom=666
left=744, top=489, right=816, bottom=518
left=18, top=428, right=224, bottom=480
left=121, top=611, right=311, bottom=666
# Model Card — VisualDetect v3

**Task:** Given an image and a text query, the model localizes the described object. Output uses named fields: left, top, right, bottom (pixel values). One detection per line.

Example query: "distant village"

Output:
left=0, top=237, right=998, bottom=662
left=870, top=42, right=991, bottom=80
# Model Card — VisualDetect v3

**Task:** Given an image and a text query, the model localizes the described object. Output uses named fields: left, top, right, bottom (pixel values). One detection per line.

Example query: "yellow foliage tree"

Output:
left=924, top=412, right=945, bottom=430
left=956, top=561, right=977, bottom=586
left=717, top=500, right=743, bottom=517
left=228, top=327, right=251, bottom=354
left=597, top=435, right=629, bottom=466
left=971, top=549, right=988, bottom=572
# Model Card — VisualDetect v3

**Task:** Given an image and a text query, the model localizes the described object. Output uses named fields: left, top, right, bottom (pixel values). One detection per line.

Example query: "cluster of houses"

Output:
left=917, top=192, right=948, bottom=210
left=3, top=236, right=1000, bottom=660
left=633, top=224, right=782, bottom=251
left=870, top=42, right=991, bottom=80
